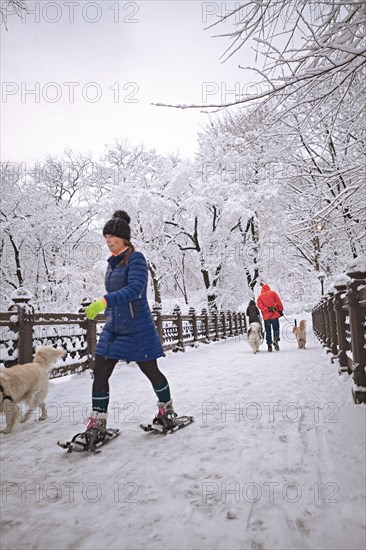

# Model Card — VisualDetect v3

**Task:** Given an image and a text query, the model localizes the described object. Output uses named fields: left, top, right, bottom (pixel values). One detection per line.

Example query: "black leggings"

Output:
left=93, top=355, right=167, bottom=396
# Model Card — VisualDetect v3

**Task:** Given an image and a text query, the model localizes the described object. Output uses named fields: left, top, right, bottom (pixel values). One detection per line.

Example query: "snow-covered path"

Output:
left=1, top=321, right=365, bottom=550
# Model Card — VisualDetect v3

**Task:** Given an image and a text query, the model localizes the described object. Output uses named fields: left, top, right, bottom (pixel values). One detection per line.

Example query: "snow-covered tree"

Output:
left=100, top=141, right=198, bottom=306
left=166, top=0, right=365, bottom=120
left=34, top=149, right=104, bottom=207
left=275, top=76, right=366, bottom=275
left=0, top=162, right=101, bottom=310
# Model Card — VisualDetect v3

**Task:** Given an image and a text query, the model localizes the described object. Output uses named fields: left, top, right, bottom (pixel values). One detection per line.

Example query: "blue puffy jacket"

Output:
left=95, top=250, right=164, bottom=362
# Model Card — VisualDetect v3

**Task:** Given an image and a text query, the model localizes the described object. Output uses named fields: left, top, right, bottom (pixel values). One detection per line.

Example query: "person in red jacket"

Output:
left=257, top=284, right=284, bottom=352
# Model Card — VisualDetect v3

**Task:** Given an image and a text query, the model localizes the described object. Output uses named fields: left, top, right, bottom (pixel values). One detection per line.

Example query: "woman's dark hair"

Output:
left=118, top=241, right=135, bottom=267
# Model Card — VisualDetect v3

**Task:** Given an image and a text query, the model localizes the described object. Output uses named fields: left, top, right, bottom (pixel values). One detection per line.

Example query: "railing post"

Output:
left=232, top=311, right=238, bottom=336
left=188, top=307, right=198, bottom=344
left=327, top=290, right=338, bottom=358
left=173, top=304, right=184, bottom=351
left=346, top=269, right=366, bottom=404
left=227, top=310, right=233, bottom=337
left=214, top=311, right=220, bottom=341
left=8, top=288, right=34, bottom=364
left=238, top=312, right=244, bottom=335
left=312, top=305, right=320, bottom=339
left=201, top=308, right=210, bottom=343
left=319, top=297, right=327, bottom=346
left=324, top=294, right=332, bottom=352
left=221, top=308, right=227, bottom=339
left=333, top=282, right=349, bottom=373
left=242, top=312, right=247, bottom=333
left=85, top=318, right=97, bottom=371
left=79, top=298, right=96, bottom=371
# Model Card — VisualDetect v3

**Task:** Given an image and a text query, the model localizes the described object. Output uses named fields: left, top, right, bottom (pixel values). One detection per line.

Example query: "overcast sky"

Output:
left=1, top=1, right=258, bottom=164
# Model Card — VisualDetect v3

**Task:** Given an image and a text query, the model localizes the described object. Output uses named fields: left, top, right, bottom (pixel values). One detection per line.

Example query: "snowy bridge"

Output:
left=2, top=267, right=365, bottom=407
left=1, top=313, right=365, bottom=550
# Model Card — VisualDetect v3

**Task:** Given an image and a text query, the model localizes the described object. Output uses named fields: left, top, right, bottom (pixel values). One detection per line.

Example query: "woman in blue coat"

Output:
left=83, top=210, right=177, bottom=432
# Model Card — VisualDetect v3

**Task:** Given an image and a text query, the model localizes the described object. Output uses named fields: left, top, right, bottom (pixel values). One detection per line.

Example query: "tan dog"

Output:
left=293, top=320, right=307, bottom=349
left=0, top=347, right=65, bottom=434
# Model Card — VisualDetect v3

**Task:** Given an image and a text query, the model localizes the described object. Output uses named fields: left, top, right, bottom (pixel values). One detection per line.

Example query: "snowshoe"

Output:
left=140, top=415, right=194, bottom=434
left=57, top=411, right=118, bottom=453
left=140, top=400, right=193, bottom=434
left=57, top=427, right=120, bottom=453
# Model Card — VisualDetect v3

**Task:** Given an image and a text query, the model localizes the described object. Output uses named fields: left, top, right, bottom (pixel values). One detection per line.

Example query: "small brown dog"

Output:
left=0, top=346, right=65, bottom=433
left=293, top=320, right=306, bottom=349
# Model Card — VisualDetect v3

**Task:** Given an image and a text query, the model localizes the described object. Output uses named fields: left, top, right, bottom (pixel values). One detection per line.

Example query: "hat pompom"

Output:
left=112, top=210, right=131, bottom=224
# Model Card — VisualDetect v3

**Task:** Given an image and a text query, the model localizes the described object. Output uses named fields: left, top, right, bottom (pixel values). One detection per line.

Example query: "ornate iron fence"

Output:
left=0, top=293, right=247, bottom=379
left=312, top=268, right=366, bottom=404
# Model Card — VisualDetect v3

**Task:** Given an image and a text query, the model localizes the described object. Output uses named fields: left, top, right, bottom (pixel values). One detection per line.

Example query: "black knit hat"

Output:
left=103, top=210, right=131, bottom=241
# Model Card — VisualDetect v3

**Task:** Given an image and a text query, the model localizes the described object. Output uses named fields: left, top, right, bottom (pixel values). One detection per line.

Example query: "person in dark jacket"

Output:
left=257, top=284, right=284, bottom=352
left=246, top=299, right=264, bottom=342
left=82, top=210, right=177, bottom=433
left=246, top=299, right=262, bottom=324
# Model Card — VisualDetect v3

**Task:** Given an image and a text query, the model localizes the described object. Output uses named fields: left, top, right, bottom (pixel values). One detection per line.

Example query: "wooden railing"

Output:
left=312, top=269, right=366, bottom=404
left=0, top=297, right=247, bottom=379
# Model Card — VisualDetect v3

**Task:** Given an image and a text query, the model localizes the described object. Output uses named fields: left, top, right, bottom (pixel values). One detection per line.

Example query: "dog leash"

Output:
left=282, top=314, right=296, bottom=327
left=267, top=306, right=296, bottom=327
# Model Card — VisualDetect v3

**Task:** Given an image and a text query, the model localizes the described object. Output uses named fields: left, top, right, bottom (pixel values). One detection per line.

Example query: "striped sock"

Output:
left=92, top=393, right=109, bottom=413
left=153, top=379, right=171, bottom=404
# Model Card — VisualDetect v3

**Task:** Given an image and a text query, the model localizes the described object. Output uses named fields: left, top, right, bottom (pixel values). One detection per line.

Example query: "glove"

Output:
left=279, top=311, right=284, bottom=317
left=85, top=298, right=107, bottom=320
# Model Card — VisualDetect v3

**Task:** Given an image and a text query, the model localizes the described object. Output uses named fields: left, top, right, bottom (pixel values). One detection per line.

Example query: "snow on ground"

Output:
left=1, top=316, right=365, bottom=550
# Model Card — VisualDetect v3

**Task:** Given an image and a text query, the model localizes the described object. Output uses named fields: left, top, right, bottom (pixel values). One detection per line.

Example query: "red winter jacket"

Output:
left=257, top=284, right=284, bottom=321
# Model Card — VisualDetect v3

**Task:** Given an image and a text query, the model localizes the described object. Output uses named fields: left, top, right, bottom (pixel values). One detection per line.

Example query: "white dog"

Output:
left=0, top=346, right=65, bottom=434
left=247, top=322, right=263, bottom=354
left=293, top=320, right=307, bottom=349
